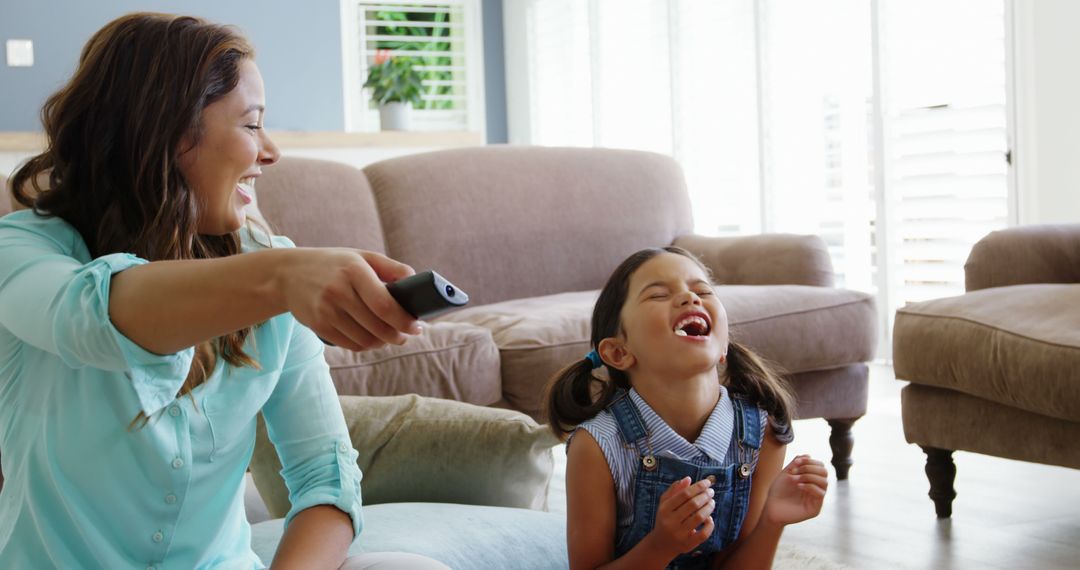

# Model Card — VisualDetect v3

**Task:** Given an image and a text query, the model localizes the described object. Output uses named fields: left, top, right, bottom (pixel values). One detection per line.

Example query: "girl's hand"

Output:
left=643, top=477, right=716, bottom=560
left=762, top=455, right=828, bottom=527
left=277, top=248, right=422, bottom=351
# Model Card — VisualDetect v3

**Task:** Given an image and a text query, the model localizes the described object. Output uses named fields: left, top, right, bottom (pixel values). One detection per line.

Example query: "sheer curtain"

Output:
left=505, top=0, right=1010, bottom=355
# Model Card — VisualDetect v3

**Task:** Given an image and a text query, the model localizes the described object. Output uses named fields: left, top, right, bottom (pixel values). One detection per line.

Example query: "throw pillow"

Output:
left=249, top=394, right=560, bottom=517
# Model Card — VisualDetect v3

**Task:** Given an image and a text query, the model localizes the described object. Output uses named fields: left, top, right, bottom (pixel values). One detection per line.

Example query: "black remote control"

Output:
left=318, top=270, right=468, bottom=346
left=387, top=270, right=469, bottom=319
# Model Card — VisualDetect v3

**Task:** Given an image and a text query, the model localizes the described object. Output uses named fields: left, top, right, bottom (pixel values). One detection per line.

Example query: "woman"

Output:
left=0, top=12, right=444, bottom=569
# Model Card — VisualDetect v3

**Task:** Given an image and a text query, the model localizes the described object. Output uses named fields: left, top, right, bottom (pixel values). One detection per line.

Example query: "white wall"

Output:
left=1012, top=0, right=1080, bottom=225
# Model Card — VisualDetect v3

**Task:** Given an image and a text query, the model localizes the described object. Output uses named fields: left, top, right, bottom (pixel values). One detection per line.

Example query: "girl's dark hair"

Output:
left=9, top=13, right=262, bottom=416
left=545, top=246, right=795, bottom=440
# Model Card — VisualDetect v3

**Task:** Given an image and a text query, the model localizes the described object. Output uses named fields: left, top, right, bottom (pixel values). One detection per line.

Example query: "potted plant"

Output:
left=364, top=49, right=424, bottom=131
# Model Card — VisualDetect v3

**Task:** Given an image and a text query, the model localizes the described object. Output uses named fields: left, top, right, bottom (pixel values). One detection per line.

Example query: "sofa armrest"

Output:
left=673, top=233, right=835, bottom=287
left=965, top=224, right=1080, bottom=291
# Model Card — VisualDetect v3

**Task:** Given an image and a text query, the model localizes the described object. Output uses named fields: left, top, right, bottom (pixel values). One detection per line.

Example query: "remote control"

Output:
left=387, top=270, right=469, bottom=319
left=318, top=271, right=468, bottom=346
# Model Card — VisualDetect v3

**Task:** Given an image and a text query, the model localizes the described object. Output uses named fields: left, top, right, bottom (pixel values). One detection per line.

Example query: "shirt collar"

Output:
left=628, top=385, right=734, bottom=462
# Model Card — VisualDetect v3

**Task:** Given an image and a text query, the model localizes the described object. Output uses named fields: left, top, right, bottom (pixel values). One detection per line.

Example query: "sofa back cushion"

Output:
left=364, top=146, right=694, bottom=306
left=255, top=156, right=387, bottom=253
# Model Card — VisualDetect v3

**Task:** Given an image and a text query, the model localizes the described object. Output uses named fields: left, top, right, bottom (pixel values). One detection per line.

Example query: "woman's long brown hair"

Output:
left=10, top=13, right=263, bottom=420
left=545, top=246, right=796, bottom=440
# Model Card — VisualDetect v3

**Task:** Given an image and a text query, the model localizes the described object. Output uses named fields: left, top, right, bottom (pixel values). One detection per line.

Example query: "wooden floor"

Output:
left=547, top=364, right=1080, bottom=569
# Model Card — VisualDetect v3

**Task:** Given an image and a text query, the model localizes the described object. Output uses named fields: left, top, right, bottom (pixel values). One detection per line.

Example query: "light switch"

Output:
left=6, top=39, right=34, bottom=67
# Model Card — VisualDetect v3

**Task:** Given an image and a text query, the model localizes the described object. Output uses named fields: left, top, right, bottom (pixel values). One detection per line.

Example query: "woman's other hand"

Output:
left=762, top=454, right=828, bottom=527
left=277, top=248, right=423, bottom=351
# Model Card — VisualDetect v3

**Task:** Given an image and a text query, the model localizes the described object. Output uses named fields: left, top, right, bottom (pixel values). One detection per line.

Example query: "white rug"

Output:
left=775, top=544, right=849, bottom=570
left=245, top=460, right=850, bottom=569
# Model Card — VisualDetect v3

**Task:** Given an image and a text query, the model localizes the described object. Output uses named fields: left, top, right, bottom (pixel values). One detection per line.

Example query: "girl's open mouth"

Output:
left=673, top=313, right=711, bottom=338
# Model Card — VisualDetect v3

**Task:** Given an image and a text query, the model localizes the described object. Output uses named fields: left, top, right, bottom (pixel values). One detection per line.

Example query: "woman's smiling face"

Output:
left=177, top=58, right=280, bottom=236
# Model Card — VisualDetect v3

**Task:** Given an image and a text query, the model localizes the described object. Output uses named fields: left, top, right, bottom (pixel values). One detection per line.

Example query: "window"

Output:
left=340, top=0, right=486, bottom=132
left=505, top=0, right=1011, bottom=358
left=877, top=0, right=1010, bottom=313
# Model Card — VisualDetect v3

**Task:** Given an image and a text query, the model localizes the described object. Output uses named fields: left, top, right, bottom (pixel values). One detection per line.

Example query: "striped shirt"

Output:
left=571, top=387, right=767, bottom=530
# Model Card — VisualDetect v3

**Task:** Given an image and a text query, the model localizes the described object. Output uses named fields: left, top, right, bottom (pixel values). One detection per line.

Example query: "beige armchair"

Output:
left=893, top=224, right=1080, bottom=517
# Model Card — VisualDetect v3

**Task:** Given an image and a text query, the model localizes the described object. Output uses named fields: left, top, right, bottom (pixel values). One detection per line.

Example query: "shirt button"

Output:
left=152, top=531, right=164, bottom=543
left=168, top=406, right=180, bottom=417
left=164, top=494, right=177, bottom=504
left=337, top=442, right=350, bottom=453
left=172, top=458, right=184, bottom=469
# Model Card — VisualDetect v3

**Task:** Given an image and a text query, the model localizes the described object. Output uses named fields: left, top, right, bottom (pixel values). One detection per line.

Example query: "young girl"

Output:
left=547, top=246, right=828, bottom=569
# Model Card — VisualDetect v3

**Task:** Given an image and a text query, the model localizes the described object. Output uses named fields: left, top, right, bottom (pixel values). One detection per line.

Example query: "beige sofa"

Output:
left=2, top=147, right=878, bottom=477
left=248, top=146, right=879, bottom=478
left=3, top=148, right=881, bottom=566
left=893, top=224, right=1080, bottom=517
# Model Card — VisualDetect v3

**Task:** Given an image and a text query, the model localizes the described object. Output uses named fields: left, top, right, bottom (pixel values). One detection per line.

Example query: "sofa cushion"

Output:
left=720, top=285, right=878, bottom=372
left=255, top=156, right=387, bottom=252
left=250, top=503, right=567, bottom=570
left=249, top=395, right=560, bottom=516
left=439, top=286, right=878, bottom=419
left=364, top=146, right=693, bottom=306
left=324, top=321, right=502, bottom=406
left=894, top=283, right=1080, bottom=422
left=437, top=291, right=596, bottom=418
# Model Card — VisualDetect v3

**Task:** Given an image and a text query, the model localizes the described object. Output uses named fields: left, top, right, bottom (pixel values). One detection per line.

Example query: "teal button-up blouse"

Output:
left=0, top=210, right=363, bottom=569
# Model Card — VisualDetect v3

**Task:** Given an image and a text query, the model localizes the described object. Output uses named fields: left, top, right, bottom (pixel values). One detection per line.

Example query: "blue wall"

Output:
left=0, top=0, right=508, bottom=140
left=481, top=0, right=507, bottom=143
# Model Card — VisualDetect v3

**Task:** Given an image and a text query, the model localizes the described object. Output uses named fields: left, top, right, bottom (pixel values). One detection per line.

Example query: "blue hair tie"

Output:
left=585, top=350, right=603, bottom=369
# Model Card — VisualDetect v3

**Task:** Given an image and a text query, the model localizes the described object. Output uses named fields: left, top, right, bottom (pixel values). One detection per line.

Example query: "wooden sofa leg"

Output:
left=921, top=446, right=957, bottom=518
left=826, top=417, right=858, bottom=480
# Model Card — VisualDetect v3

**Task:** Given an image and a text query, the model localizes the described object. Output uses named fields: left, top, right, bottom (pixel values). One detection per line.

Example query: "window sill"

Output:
left=0, top=131, right=484, bottom=152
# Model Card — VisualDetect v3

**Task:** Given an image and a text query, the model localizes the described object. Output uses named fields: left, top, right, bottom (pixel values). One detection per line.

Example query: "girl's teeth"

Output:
left=675, top=329, right=688, bottom=337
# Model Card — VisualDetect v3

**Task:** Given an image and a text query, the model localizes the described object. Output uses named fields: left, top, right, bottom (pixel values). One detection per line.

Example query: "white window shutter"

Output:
left=880, top=0, right=1009, bottom=306
left=343, top=0, right=485, bottom=133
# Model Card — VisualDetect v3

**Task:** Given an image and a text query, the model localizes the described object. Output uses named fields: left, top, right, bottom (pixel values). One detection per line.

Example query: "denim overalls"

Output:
left=608, top=390, right=763, bottom=570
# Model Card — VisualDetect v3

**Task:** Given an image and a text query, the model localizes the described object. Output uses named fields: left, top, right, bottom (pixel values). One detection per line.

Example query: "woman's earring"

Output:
left=719, top=353, right=727, bottom=364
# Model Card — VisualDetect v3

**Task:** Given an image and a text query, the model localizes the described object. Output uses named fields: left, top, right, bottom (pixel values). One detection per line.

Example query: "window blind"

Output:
left=506, top=0, right=1010, bottom=356
left=344, top=0, right=484, bottom=132
left=881, top=0, right=1009, bottom=305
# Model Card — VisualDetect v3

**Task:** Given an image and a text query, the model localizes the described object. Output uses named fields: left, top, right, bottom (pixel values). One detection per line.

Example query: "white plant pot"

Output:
left=378, top=102, right=412, bottom=131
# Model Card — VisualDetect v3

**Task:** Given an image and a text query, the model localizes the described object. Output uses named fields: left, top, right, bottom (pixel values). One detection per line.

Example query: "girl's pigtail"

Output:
left=725, top=341, right=796, bottom=441
left=545, top=358, right=620, bottom=440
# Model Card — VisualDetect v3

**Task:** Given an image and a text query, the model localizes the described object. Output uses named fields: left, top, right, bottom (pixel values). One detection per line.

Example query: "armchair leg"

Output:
left=921, top=446, right=957, bottom=518
left=826, top=417, right=858, bottom=480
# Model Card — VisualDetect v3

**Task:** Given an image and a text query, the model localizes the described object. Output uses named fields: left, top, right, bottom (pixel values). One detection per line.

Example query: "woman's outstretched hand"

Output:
left=278, top=248, right=423, bottom=351
left=762, top=455, right=828, bottom=527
